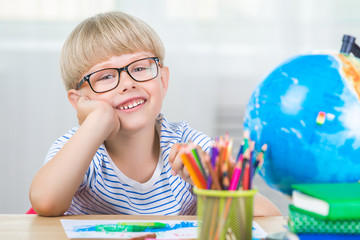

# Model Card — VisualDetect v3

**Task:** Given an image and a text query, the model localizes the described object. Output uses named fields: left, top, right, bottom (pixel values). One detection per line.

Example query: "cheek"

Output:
left=96, top=94, right=112, bottom=102
left=144, top=80, right=162, bottom=96
left=155, top=80, right=167, bottom=99
left=82, top=89, right=114, bottom=103
left=79, top=88, right=97, bottom=98
left=153, top=85, right=166, bottom=100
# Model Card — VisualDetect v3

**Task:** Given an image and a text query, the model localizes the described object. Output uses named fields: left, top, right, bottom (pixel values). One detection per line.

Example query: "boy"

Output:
left=29, top=11, right=280, bottom=217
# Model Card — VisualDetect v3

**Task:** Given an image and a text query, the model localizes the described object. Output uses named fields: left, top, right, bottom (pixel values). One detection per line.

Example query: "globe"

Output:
left=243, top=52, right=360, bottom=195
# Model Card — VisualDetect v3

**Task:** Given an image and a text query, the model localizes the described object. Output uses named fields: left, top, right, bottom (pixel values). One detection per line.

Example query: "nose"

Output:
left=117, top=69, right=136, bottom=93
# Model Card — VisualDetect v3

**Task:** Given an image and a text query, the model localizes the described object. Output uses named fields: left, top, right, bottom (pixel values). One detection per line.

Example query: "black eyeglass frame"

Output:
left=76, top=57, right=161, bottom=93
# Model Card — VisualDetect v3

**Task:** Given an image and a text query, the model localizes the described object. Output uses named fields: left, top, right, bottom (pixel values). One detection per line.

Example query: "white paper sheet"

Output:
left=61, top=219, right=268, bottom=239
left=61, top=219, right=197, bottom=239
left=252, top=221, right=268, bottom=239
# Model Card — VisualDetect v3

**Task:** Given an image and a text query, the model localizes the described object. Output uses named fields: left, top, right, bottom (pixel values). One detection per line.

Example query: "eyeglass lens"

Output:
left=89, top=58, right=158, bottom=93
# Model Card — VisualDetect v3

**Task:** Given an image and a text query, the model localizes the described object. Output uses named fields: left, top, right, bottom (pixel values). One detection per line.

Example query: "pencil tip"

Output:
left=243, top=130, right=250, bottom=139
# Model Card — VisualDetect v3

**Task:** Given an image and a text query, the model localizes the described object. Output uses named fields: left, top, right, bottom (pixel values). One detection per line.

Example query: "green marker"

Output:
left=95, top=224, right=120, bottom=232
left=119, top=222, right=167, bottom=227
left=119, top=222, right=167, bottom=232
left=95, top=222, right=167, bottom=232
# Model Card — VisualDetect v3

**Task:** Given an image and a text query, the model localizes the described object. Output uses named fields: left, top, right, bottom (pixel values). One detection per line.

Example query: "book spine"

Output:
left=297, top=234, right=360, bottom=240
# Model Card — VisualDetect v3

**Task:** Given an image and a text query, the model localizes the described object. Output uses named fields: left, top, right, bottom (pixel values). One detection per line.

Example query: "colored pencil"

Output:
left=191, top=148, right=206, bottom=177
left=248, top=141, right=255, bottom=189
left=228, top=161, right=241, bottom=191
left=180, top=153, right=205, bottom=189
left=242, top=161, right=250, bottom=190
left=236, top=147, right=250, bottom=190
left=235, top=141, right=244, bottom=162
left=242, top=130, right=250, bottom=153
left=221, top=161, right=230, bottom=190
left=186, top=152, right=207, bottom=189
left=204, top=156, right=222, bottom=190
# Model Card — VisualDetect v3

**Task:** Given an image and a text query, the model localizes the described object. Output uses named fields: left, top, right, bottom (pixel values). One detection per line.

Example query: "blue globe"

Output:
left=244, top=52, right=360, bottom=195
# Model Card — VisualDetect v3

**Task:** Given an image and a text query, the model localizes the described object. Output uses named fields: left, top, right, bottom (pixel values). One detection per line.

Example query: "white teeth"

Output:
left=119, top=99, right=144, bottom=110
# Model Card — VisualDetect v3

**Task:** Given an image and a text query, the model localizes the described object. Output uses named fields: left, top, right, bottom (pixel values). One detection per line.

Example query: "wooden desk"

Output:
left=0, top=214, right=287, bottom=240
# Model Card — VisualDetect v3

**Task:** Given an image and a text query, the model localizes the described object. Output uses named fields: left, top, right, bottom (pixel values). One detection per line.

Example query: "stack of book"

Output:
left=288, top=183, right=360, bottom=240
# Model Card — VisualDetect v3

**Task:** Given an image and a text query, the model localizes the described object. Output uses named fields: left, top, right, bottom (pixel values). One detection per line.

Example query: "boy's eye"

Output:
left=132, top=67, right=149, bottom=72
left=91, top=70, right=117, bottom=82
left=98, top=74, right=116, bottom=81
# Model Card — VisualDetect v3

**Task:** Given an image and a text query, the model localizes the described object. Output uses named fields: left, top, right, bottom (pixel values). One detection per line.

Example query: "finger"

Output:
left=182, top=166, right=191, bottom=182
left=171, top=154, right=184, bottom=176
left=194, top=144, right=206, bottom=160
left=170, top=145, right=187, bottom=176
left=168, top=143, right=181, bottom=166
left=178, top=167, right=193, bottom=185
left=77, top=95, right=90, bottom=104
left=186, top=141, right=197, bottom=150
left=75, top=96, right=92, bottom=125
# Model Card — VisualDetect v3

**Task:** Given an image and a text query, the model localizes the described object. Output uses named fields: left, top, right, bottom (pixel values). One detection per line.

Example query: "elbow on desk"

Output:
left=253, top=193, right=282, bottom=217
left=29, top=190, right=69, bottom=217
left=30, top=199, right=68, bottom=217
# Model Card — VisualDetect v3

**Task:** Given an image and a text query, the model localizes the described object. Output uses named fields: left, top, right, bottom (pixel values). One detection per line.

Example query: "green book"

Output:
left=292, top=183, right=360, bottom=220
left=288, top=204, right=360, bottom=234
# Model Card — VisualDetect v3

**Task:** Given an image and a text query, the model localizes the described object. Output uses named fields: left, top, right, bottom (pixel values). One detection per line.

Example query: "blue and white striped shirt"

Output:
left=44, top=113, right=213, bottom=215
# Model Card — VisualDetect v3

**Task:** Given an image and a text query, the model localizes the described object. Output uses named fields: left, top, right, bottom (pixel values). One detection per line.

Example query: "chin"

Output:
left=118, top=109, right=160, bottom=131
left=120, top=118, right=152, bottom=132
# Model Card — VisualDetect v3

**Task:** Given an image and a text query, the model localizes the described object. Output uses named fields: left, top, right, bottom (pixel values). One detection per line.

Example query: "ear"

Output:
left=160, top=66, right=169, bottom=99
left=67, top=89, right=81, bottom=109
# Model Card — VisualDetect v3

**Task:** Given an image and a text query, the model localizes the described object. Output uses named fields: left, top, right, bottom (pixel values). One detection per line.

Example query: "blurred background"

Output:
left=0, top=0, right=359, bottom=214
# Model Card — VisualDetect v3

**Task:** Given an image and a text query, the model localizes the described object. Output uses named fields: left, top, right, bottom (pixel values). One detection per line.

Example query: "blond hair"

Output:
left=60, top=11, right=165, bottom=91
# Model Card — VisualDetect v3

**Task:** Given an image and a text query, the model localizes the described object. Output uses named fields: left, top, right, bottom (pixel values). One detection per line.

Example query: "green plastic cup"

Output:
left=194, top=187, right=257, bottom=240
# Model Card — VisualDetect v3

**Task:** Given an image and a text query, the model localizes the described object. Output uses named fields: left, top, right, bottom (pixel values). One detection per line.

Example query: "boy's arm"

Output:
left=29, top=98, right=119, bottom=216
left=253, top=193, right=282, bottom=216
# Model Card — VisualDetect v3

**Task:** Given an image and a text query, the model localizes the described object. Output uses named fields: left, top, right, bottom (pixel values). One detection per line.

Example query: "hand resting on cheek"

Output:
left=75, top=96, right=121, bottom=140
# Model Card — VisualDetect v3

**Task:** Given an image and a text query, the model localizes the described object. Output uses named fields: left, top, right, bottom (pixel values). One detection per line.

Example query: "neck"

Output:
left=104, top=124, right=160, bottom=183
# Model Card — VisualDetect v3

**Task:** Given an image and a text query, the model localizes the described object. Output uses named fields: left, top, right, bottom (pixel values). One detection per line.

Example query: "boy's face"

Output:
left=70, top=51, right=169, bottom=132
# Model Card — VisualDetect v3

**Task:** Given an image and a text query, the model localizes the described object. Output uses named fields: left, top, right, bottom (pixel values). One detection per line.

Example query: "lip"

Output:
left=115, top=97, right=147, bottom=112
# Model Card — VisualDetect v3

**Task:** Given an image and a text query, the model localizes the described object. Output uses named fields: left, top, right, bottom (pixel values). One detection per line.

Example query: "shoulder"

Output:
left=157, top=114, right=189, bottom=136
left=44, top=127, right=79, bottom=163
left=53, top=127, right=78, bottom=144
left=157, top=114, right=213, bottom=152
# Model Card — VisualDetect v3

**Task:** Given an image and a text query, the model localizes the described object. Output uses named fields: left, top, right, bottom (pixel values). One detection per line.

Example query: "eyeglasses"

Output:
left=76, top=57, right=161, bottom=93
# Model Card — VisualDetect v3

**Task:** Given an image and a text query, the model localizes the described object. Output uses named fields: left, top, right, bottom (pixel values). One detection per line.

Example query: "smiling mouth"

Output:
left=117, top=99, right=145, bottom=110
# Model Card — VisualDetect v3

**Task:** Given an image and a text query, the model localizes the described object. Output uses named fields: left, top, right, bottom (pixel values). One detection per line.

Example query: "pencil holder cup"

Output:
left=194, top=187, right=257, bottom=240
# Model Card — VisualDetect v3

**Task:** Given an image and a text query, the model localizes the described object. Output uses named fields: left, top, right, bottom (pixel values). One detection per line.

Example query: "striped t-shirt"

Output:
left=44, top=113, right=213, bottom=215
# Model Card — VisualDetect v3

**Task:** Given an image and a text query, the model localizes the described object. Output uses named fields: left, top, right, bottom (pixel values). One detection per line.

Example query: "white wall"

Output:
left=1, top=0, right=360, bottom=214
